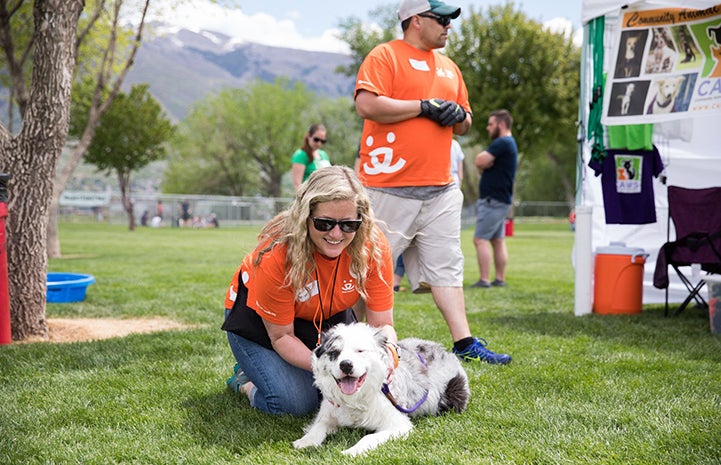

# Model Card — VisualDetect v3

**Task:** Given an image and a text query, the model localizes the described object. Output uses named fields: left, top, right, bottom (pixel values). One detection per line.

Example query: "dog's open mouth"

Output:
left=336, top=373, right=366, bottom=395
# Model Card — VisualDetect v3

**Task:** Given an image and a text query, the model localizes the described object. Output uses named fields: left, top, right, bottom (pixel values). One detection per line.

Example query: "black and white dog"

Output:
left=293, top=323, right=470, bottom=456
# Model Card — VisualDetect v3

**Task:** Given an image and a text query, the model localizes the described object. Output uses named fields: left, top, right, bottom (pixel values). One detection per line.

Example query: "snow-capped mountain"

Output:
left=123, top=24, right=355, bottom=121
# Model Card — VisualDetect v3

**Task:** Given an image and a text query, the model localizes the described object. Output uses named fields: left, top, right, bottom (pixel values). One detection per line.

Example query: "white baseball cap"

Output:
left=398, top=0, right=461, bottom=22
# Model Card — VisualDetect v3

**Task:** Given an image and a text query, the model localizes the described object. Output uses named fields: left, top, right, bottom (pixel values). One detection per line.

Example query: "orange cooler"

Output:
left=593, top=242, right=648, bottom=315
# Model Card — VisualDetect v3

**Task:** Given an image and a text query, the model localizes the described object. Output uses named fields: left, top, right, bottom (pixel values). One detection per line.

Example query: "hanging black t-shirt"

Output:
left=588, top=145, right=664, bottom=224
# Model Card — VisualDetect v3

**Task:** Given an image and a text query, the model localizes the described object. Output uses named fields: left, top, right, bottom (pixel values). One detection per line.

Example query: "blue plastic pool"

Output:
left=46, top=272, right=96, bottom=303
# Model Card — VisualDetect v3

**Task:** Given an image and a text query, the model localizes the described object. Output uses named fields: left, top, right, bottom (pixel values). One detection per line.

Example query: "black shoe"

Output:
left=491, top=279, right=506, bottom=287
left=470, top=280, right=491, bottom=288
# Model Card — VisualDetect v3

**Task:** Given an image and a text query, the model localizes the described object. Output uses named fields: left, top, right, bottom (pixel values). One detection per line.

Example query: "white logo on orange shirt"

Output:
left=298, top=280, right=319, bottom=303
left=436, top=67, right=455, bottom=79
left=409, top=58, right=430, bottom=71
left=341, top=279, right=355, bottom=293
left=255, top=300, right=278, bottom=317
left=362, top=132, right=406, bottom=175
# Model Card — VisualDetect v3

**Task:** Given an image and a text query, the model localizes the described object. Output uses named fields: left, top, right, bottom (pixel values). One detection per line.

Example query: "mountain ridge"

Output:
left=124, top=26, right=356, bottom=121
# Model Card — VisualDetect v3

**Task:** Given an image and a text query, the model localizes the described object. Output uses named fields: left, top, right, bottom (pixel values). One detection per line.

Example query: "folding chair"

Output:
left=653, top=186, right=721, bottom=316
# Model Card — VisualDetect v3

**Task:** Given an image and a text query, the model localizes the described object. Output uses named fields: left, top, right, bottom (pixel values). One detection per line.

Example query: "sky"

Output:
left=142, top=0, right=584, bottom=54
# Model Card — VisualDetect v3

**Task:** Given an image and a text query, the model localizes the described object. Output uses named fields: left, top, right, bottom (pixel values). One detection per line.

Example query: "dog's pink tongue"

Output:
left=339, top=377, right=360, bottom=395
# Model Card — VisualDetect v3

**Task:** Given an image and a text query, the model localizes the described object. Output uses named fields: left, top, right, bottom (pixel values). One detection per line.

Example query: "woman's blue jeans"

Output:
left=225, top=312, right=320, bottom=415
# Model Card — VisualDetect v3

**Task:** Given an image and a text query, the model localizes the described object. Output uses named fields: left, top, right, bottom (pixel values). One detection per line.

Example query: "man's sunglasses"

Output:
left=418, top=13, right=452, bottom=27
left=312, top=137, right=327, bottom=144
left=310, top=217, right=363, bottom=233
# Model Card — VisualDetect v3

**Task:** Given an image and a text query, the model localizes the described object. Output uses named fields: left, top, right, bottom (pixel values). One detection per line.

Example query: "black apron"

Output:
left=221, top=274, right=356, bottom=350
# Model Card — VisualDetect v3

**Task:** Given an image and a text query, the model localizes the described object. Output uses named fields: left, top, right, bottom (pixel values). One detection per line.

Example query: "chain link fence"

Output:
left=59, top=191, right=573, bottom=228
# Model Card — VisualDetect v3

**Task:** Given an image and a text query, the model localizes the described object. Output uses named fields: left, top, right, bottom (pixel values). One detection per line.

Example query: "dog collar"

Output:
left=656, top=95, right=673, bottom=108
left=386, top=343, right=399, bottom=370
left=381, top=351, right=429, bottom=414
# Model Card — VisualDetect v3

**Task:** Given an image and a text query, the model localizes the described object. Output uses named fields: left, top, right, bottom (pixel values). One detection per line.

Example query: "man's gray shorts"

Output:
left=474, top=197, right=512, bottom=240
left=368, top=188, right=464, bottom=291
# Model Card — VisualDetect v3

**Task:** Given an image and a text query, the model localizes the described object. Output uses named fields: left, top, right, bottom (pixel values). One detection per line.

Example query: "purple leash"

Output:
left=381, top=352, right=429, bottom=414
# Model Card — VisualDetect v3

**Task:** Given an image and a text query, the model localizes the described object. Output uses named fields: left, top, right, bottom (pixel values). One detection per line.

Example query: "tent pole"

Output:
left=574, top=205, right=594, bottom=315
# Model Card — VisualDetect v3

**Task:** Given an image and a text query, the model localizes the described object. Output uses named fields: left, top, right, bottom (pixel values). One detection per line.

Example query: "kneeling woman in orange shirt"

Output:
left=222, top=165, right=397, bottom=415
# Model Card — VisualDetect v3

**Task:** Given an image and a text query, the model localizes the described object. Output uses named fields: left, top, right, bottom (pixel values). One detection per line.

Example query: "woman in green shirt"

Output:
left=291, top=124, right=331, bottom=190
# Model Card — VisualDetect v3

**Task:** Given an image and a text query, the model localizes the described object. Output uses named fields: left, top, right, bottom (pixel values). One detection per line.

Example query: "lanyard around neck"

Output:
left=313, top=257, right=341, bottom=347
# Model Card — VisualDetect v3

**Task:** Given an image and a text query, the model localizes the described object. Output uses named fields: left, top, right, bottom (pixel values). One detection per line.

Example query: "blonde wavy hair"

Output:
left=254, top=165, right=386, bottom=301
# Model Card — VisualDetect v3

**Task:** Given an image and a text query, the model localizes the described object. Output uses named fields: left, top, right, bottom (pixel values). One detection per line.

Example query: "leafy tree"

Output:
left=336, top=4, right=399, bottom=78
left=0, top=0, right=150, bottom=341
left=0, top=1, right=84, bottom=343
left=84, top=84, right=174, bottom=230
left=163, top=92, right=262, bottom=197
left=164, top=79, right=361, bottom=198
left=448, top=3, right=580, bottom=203
left=51, top=0, right=151, bottom=257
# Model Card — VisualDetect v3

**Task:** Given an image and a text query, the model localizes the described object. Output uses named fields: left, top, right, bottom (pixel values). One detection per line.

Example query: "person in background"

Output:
left=291, top=124, right=331, bottom=190
left=181, top=200, right=192, bottom=227
left=353, top=0, right=511, bottom=365
left=471, top=109, right=518, bottom=289
left=222, top=165, right=397, bottom=415
left=155, top=200, right=164, bottom=221
left=208, top=213, right=219, bottom=228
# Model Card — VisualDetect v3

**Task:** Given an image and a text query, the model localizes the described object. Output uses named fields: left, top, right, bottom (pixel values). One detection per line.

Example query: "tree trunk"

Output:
left=0, top=1, right=83, bottom=341
left=119, top=171, right=135, bottom=231
left=46, top=204, right=62, bottom=259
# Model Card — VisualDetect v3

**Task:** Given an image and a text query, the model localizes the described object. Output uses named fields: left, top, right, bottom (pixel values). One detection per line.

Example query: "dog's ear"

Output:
left=371, top=326, right=388, bottom=350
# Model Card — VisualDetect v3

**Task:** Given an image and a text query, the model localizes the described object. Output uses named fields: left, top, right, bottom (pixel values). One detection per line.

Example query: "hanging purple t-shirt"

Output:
left=589, top=146, right=664, bottom=224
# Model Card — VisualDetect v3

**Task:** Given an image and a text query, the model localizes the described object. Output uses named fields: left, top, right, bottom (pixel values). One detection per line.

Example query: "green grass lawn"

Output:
left=1, top=222, right=720, bottom=464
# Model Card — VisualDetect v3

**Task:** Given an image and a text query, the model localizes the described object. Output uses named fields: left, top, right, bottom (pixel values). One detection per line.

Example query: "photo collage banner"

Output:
left=602, top=4, right=721, bottom=125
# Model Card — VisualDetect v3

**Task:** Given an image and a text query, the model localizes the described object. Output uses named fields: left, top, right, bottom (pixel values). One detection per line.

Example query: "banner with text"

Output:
left=60, top=191, right=111, bottom=207
left=602, top=4, right=721, bottom=125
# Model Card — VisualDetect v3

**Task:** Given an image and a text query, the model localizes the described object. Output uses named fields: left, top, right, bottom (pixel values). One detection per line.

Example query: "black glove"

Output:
left=419, top=98, right=447, bottom=122
left=437, top=101, right=467, bottom=126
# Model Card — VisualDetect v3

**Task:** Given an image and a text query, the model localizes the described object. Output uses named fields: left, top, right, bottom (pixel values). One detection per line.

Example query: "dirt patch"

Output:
left=34, top=317, right=195, bottom=343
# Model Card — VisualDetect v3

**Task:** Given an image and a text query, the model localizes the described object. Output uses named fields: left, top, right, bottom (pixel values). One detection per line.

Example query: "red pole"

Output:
left=0, top=173, right=11, bottom=344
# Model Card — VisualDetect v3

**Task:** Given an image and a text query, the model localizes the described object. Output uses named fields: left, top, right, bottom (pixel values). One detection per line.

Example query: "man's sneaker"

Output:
left=470, top=280, right=491, bottom=288
left=453, top=337, right=512, bottom=365
left=491, top=279, right=506, bottom=287
left=226, top=363, right=250, bottom=392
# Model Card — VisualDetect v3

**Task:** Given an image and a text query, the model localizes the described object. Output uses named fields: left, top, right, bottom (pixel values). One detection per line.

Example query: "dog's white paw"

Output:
left=341, top=429, right=405, bottom=456
left=293, top=435, right=320, bottom=450
left=341, top=444, right=369, bottom=457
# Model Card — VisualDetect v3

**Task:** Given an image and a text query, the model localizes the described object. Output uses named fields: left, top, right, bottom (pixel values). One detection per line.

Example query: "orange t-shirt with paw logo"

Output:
left=224, top=233, right=394, bottom=325
left=354, top=39, right=471, bottom=188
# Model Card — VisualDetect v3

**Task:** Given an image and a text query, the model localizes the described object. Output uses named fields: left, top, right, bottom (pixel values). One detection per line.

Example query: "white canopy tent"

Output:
left=581, top=0, right=720, bottom=23
left=575, top=0, right=721, bottom=315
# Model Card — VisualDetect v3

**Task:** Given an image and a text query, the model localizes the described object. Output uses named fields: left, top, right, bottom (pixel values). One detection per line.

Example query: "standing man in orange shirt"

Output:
left=354, top=0, right=511, bottom=365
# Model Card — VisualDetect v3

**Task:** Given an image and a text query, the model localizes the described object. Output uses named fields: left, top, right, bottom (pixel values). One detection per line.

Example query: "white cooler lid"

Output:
left=595, top=241, right=645, bottom=255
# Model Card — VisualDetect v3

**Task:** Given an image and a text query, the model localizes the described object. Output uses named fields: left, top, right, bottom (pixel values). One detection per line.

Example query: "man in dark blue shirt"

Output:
left=471, top=109, right=518, bottom=288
